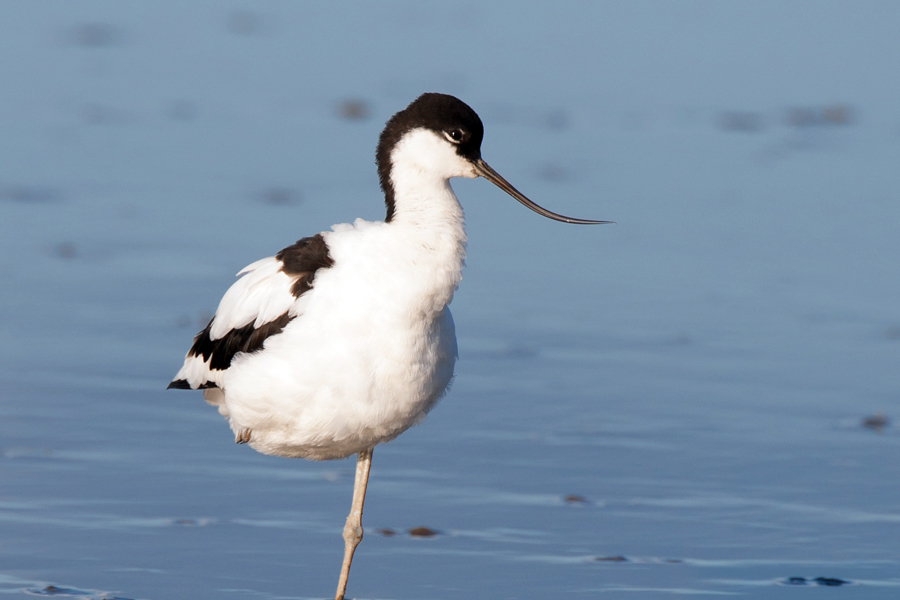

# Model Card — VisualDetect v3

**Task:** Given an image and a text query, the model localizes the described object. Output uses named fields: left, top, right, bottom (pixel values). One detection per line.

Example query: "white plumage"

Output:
left=168, top=93, right=606, bottom=600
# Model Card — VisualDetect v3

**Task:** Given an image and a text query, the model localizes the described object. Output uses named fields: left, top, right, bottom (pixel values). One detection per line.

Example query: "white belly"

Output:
left=222, top=308, right=456, bottom=459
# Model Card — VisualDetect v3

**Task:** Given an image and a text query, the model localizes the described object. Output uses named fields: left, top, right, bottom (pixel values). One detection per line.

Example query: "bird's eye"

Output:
left=443, top=129, right=466, bottom=144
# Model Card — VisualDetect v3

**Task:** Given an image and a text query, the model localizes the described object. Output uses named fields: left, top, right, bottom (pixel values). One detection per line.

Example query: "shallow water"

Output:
left=2, top=2, right=899, bottom=599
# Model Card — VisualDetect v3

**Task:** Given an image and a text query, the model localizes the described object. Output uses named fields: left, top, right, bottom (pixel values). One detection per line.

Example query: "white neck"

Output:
left=391, top=172, right=465, bottom=230
left=384, top=129, right=470, bottom=308
left=387, top=128, right=473, bottom=230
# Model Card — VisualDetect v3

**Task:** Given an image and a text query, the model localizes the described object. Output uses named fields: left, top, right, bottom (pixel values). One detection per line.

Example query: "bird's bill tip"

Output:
left=473, top=159, right=612, bottom=225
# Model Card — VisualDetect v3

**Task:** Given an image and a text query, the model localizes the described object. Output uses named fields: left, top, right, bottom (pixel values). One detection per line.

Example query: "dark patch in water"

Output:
left=594, top=555, right=628, bottom=562
left=80, top=104, right=137, bottom=126
left=783, top=577, right=851, bottom=587
left=1, top=186, right=60, bottom=203
left=786, top=105, right=854, bottom=128
left=564, top=494, right=587, bottom=504
left=337, top=99, right=371, bottom=121
left=28, top=584, right=134, bottom=598
left=813, top=577, right=850, bottom=586
left=376, top=528, right=396, bottom=536
left=408, top=526, right=440, bottom=538
left=173, top=517, right=212, bottom=526
left=261, top=187, right=301, bottom=206
left=67, top=23, right=123, bottom=47
left=543, top=109, right=569, bottom=130
left=862, top=413, right=889, bottom=432
left=30, top=586, right=91, bottom=596
left=537, top=162, right=569, bottom=183
left=54, top=243, right=77, bottom=259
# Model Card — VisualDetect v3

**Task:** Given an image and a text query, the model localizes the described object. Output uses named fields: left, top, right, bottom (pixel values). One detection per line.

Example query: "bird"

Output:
left=168, top=92, right=609, bottom=600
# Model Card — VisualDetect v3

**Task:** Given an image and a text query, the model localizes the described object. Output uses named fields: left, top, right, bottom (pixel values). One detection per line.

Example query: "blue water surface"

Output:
left=1, top=2, right=899, bottom=599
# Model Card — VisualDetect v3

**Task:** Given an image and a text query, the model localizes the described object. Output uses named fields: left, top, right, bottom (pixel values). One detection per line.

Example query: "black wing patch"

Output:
left=167, top=378, right=217, bottom=390
left=169, top=234, right=334, bottom=389
left=276, top=233, right=335, bottom=297
left=179, top=311, right=295, bottom=373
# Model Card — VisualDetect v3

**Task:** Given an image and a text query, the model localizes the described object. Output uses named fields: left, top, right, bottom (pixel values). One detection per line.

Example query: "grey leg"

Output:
left=334, top=448, right=373, bottom=600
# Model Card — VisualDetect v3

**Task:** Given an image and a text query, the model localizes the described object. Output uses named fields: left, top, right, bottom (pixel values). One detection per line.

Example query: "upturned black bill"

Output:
left=474, top=159, right=612, bottom=225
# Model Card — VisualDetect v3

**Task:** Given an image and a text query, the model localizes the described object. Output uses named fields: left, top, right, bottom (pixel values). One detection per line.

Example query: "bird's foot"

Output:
left=235, top=428, right=252, bottom=444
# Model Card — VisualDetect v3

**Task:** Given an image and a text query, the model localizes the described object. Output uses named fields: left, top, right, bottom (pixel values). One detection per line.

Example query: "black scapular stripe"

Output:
left=187, top=312, right=295, bottom=372
left=276, top=233, right=335, bottom=297
left=178, top=234, right=335, bottom=381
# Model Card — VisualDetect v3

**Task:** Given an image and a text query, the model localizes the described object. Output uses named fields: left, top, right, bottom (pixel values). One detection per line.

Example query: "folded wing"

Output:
left=168, top=234, right=334, bottom=390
